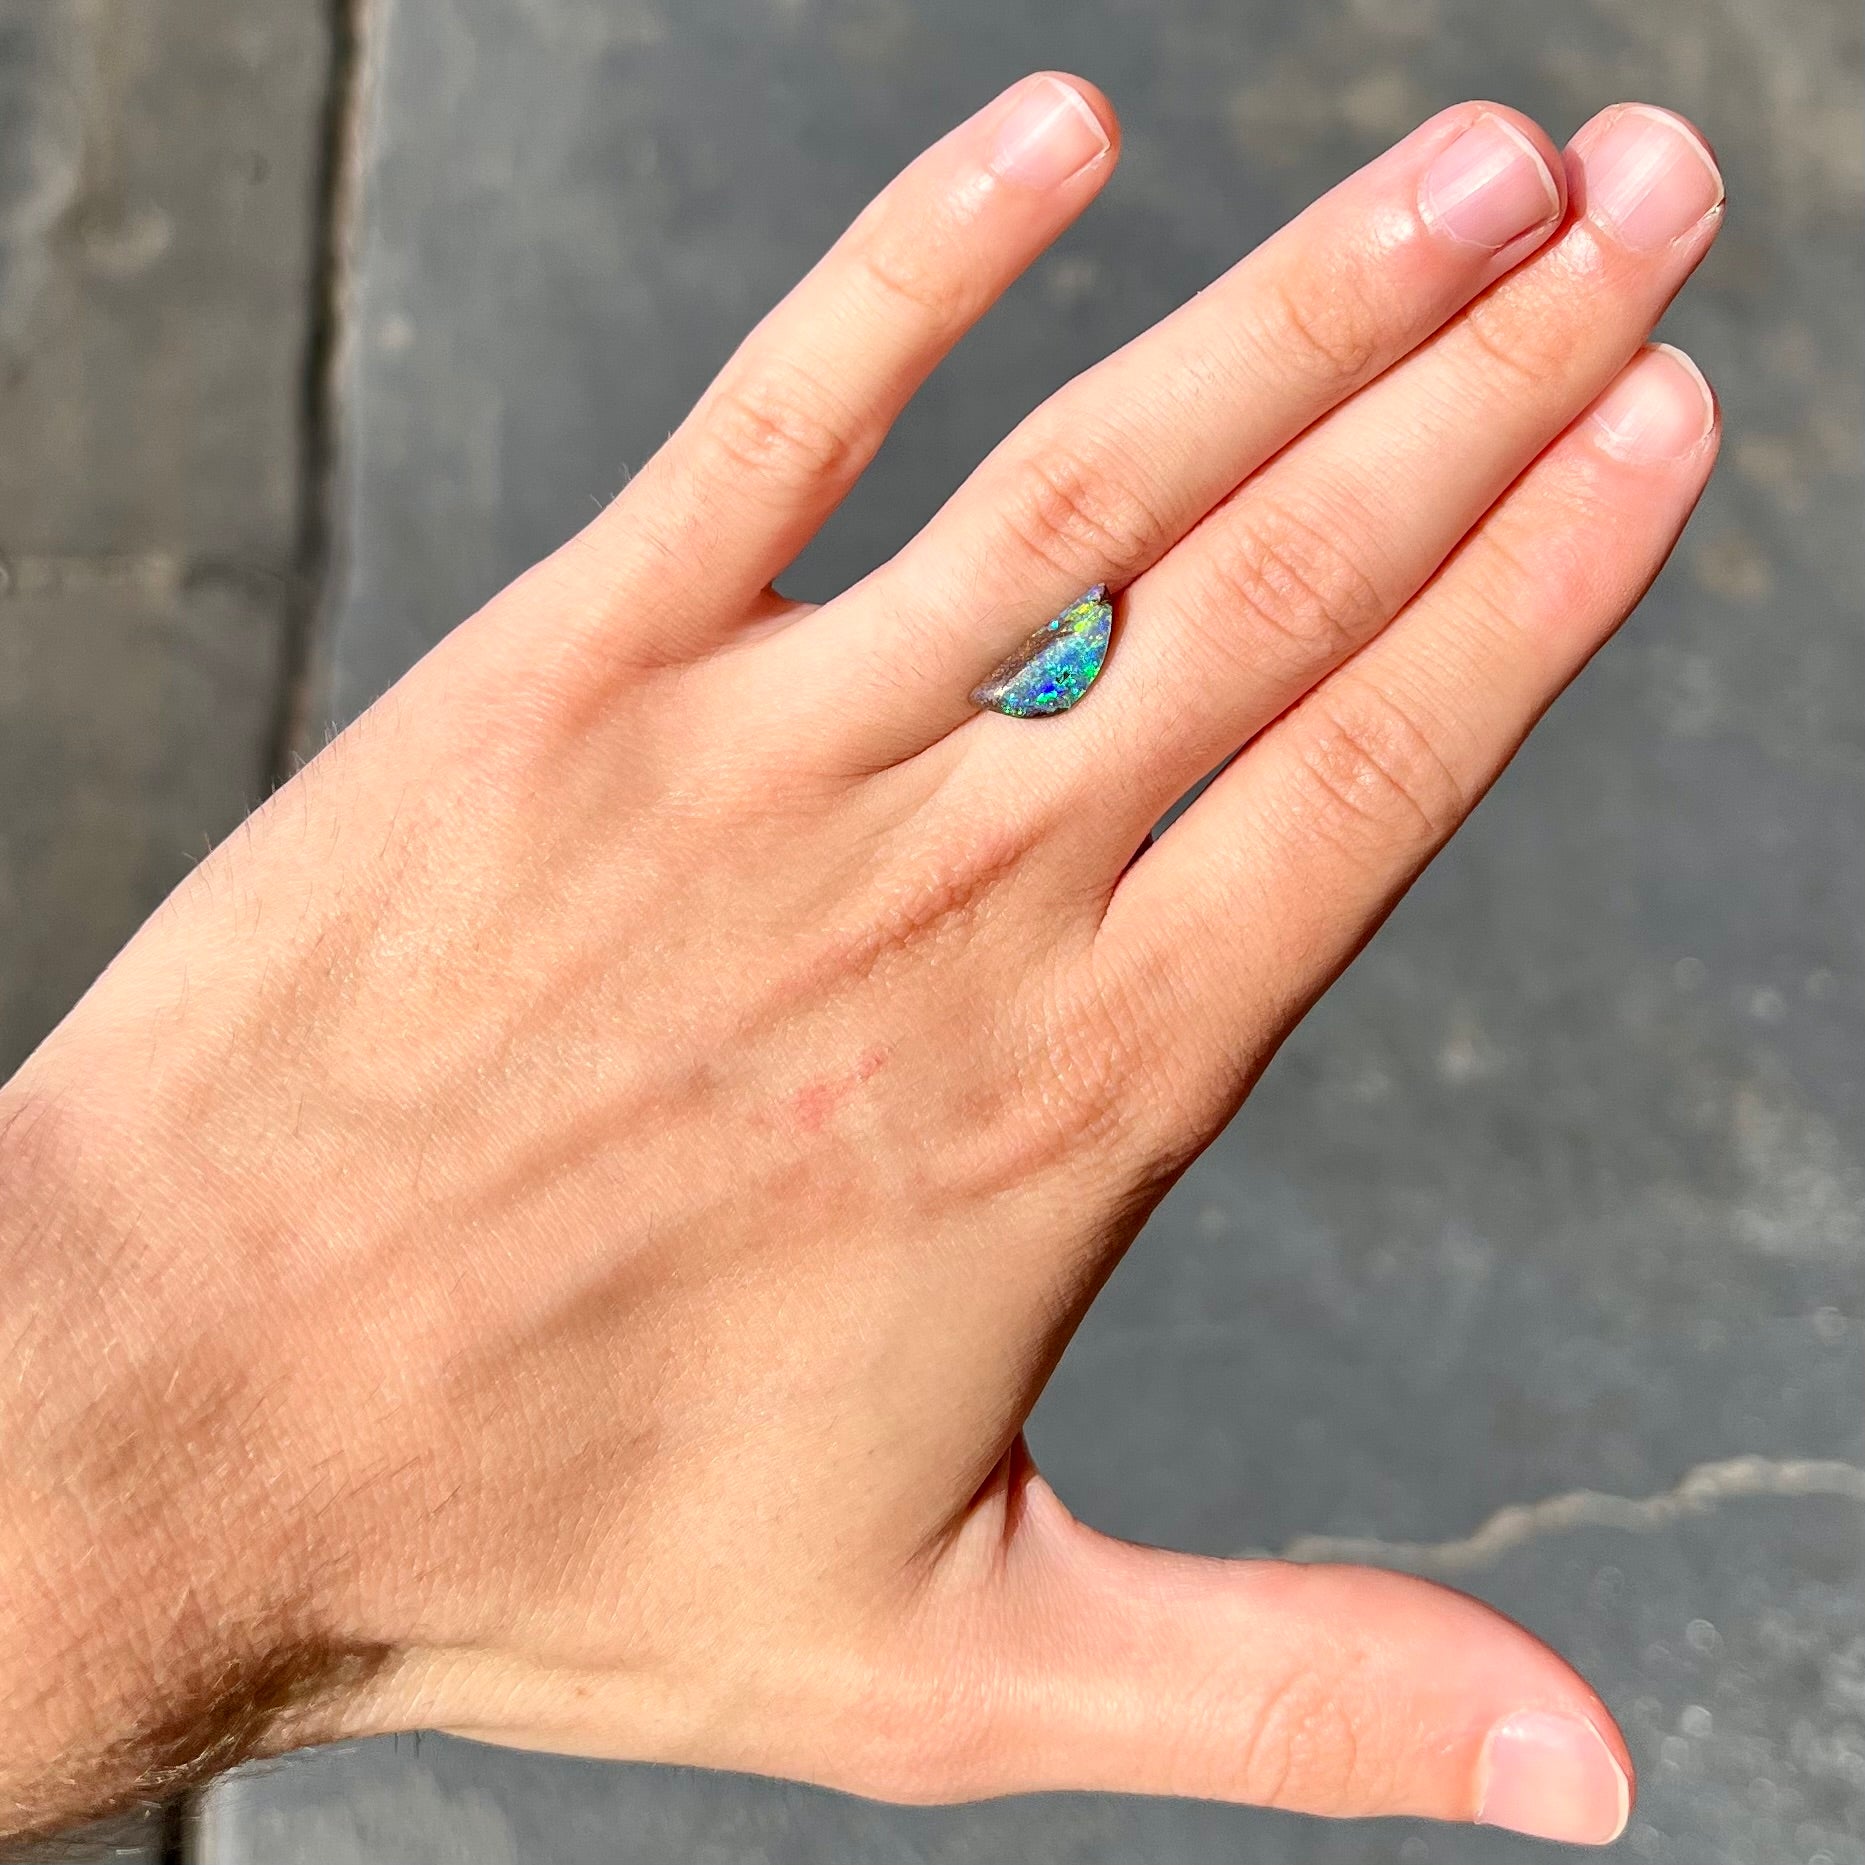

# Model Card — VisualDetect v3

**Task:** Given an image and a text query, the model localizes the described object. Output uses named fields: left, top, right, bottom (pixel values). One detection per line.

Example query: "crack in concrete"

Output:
left=1272, top=1456, right=1865, bottom=1573
left=269, top=0, right=379, bottom=779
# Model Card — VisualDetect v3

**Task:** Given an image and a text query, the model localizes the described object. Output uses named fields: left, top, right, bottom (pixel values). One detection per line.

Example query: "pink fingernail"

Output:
left=1419, top=114, right=1561, bottom=251
left=1583, top=105, right=1724, bottom=251
left=1589, top=344, right=1717, bottom=461
left=1478, top=1711, right=1632, bottom=1846
left=990, top=77, right=1110, bottom=190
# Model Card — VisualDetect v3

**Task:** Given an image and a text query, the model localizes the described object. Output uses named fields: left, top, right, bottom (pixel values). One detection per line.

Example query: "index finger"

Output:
left=579, top=73, right=1120, bottom=657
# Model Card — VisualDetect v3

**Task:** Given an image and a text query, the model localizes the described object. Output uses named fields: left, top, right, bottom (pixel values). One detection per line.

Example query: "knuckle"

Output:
left=695, top=359, right=861, bottom=490
left=1450, top=492, right=1608, bottom=658
left=1042, top=1004, right=1149, bottom=1160
left=847, top=216, right=972, bottom=327
left=1259, top=269, right=1387, bottom=390
left=1289, top=676, right=1467, bottom=860
left=1462, top=507, right=1550, bottom=602
left=1458, top=294, right=1570, bottom=393
left=1240, top=1664, right=1377, bottom=1811
left=997, top=444, right=1171, bottom=584
left=838, top=826, right=1027, bottom=983
left=919, top=965, right=1151, bottom=1209
left=1483, top=483, right=1610, bottom=612
left=1033, top=963, right=1200, bottom=1189
left=1202, top=498, right=1388, bottom=671
left=1460, top=522, right=1565, bottom=640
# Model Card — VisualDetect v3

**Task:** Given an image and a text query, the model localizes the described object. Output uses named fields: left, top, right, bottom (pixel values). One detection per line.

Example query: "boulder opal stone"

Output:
left=969, top=584, right=1114, bottom=717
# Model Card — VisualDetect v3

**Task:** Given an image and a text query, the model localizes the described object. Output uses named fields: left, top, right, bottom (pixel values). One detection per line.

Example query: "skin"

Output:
left=0, top=78, right=1723, bottom=1847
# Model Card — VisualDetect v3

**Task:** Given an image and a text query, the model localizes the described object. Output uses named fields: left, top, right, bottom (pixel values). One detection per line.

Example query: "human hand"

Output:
left=1, top=76, right=1723, bottom=1849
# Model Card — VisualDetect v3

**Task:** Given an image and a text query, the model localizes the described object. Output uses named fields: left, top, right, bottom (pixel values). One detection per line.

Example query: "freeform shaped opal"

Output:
left=969, top=584, right=1114, bottom=717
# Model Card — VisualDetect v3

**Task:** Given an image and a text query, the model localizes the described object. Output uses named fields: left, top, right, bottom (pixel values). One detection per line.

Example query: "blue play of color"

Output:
left=970, top=585, right=1114, bottom=717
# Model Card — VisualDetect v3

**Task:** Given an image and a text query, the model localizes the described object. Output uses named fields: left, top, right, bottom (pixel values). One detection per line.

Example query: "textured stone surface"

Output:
left=87, top=0, right=1862, bottom=1858
left=0, top=0, right=328, bottom=1073
left=4, top=1811, right=172, bottom=1864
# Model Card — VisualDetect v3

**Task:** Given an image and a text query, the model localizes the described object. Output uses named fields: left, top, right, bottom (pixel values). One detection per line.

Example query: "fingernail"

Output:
left=1589, top=344, right=1716, bottom=461
left=1583, top=104, right=1724, bottom=251
left=1478, top=1711, right=1632, bottom=1846
left=1420, top=114, right=1561, bottom=250
left=990, top=77, right=1110, bottom=190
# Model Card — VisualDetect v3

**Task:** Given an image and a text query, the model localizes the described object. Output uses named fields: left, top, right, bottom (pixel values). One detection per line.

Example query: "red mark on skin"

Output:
left=791, top=1081, right=838, bottom=1133
left=789, top=1045, right=890, bottom=1133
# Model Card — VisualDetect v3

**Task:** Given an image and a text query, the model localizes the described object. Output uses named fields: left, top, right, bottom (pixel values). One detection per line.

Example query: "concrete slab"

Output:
left=0, top=0, right=330, bottom=1072
left=208, top=0, right=1863, bottom=1858
left=0, top=1810, right=169, bottom=1864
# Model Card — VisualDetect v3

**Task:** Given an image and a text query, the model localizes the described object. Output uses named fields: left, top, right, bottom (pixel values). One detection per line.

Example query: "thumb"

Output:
left=944, top=1467, right=1632, bottom=1848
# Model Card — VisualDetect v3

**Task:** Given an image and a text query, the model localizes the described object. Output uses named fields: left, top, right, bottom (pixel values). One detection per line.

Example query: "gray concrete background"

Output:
left=2, top=0, right=1860, bottom=1861
left=0, top=0, right=330, bottom=1080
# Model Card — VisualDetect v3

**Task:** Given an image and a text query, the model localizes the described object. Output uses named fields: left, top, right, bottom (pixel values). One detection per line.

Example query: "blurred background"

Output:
left=2, top=1, right=1860, bottom=1861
